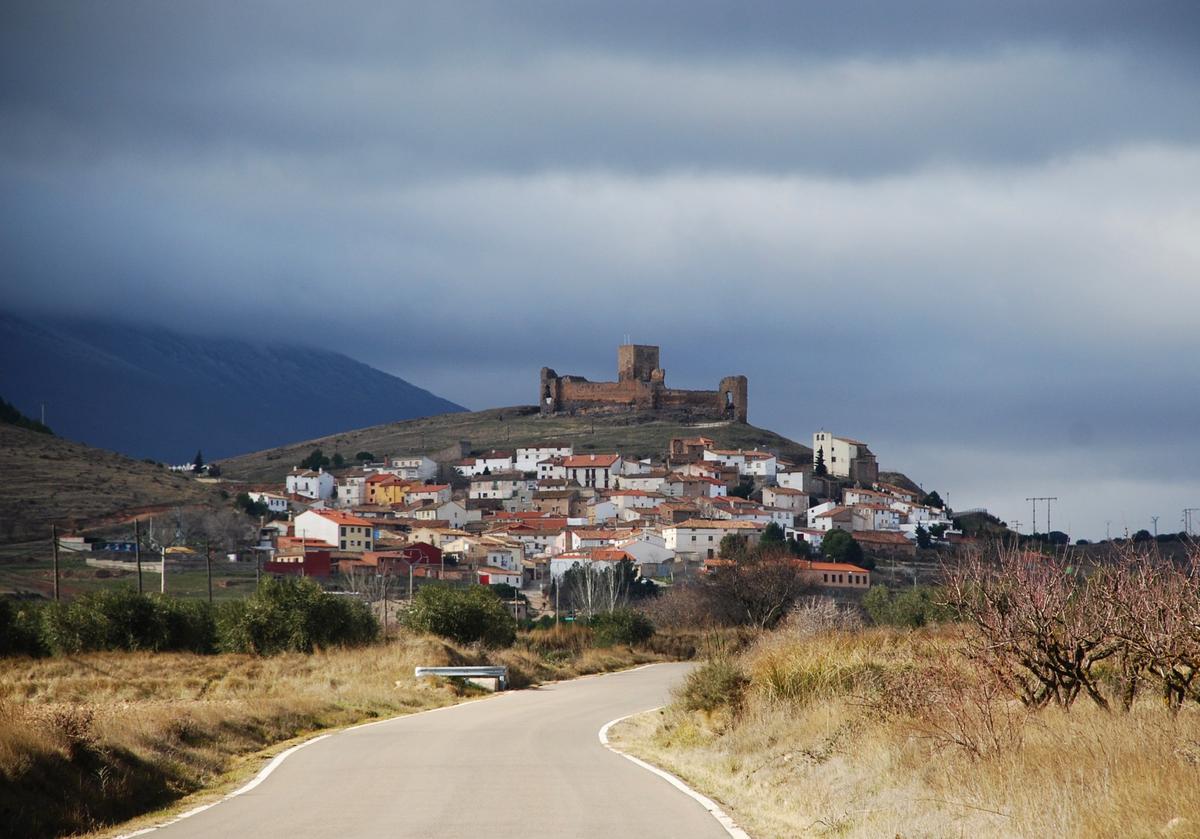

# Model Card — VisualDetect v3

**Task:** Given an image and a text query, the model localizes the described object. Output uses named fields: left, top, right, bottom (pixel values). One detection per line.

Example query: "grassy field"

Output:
left=217, top=405, right=814, bottom=483
left=0, top=627, right=686, bottom=838
left=612, top=623, right=1200, bottom=838
left=0, top=539, right=260, bottom=601
left=0, top=424, right=225, bottom=544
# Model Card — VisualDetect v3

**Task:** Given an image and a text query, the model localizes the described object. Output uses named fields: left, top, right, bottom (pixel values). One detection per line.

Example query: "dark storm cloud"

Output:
left=1, top=1, right=1198, bottom=537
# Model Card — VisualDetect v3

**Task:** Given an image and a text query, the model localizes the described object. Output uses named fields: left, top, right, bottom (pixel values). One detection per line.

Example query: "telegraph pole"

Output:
left=161, top=546, right=167, bottom=595
left=205, top=540, right=213, bottom=605
left=1025, top=497, right=1058, bottom=536
left=134, top=519, right=143, bottom=594
left=1152, top=516, right=1160, bottom=538
left=1184, top=508, right=1199, bottom=537
left=51, top=524, right=60, bottom=602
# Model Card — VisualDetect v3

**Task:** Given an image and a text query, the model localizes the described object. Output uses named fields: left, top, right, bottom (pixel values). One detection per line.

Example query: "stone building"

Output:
left=540, top=344, right=748, bottom=422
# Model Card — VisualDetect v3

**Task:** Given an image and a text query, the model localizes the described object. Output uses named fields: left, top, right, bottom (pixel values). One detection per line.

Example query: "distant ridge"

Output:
left=0, top=312, right=465, bottom=462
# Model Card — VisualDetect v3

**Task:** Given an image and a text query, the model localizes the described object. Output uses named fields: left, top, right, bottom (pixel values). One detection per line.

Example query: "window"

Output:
left=340, top=540, right=346, bottom=550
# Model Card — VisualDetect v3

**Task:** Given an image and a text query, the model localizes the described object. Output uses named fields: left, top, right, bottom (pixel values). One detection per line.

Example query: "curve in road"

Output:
left=121, top=662, right=732, bottom=839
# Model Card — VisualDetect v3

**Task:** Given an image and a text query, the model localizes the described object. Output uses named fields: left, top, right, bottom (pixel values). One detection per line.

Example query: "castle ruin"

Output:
left=540, top=344, right=748, bottom=423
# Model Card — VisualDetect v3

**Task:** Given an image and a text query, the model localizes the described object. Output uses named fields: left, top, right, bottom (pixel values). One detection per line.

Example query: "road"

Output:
left=140, top=662, right=728, bottom=839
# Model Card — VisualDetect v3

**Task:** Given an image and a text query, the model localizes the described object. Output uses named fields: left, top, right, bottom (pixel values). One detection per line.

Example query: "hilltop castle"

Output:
left=539, top=344, right=748, bottom=423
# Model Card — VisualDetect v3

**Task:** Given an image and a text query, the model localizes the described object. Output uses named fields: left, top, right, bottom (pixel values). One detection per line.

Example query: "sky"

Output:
left=2, top=1, right=1199, bottom=540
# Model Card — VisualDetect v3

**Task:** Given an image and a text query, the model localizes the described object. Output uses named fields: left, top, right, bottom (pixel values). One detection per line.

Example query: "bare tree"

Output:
left=702, top=548, right=809, bottom=630
left=944, top=546, right=1120, bottom=710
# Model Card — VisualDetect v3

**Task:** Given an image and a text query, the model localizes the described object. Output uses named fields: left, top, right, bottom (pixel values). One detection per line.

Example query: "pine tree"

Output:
left=193, top=449, right=204, bottom=471
left=814, top=446, right=827, bottom=477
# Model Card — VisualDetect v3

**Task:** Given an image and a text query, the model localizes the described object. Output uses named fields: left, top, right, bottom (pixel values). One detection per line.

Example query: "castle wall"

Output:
left=540, top=350, right=748, bottom=422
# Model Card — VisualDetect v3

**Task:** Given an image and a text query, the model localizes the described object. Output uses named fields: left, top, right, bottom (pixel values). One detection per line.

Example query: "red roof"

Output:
left=311, top=510, right=374, bottom=527
left=562, top=454, right=620, bottom=468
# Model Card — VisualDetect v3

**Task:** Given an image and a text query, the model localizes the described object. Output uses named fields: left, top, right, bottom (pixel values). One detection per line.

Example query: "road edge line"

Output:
left=598, top=709, right=751, bottom=839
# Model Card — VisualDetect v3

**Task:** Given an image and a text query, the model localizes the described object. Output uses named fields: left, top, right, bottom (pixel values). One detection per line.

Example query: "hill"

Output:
left=0, top=311, right=465, bottom=463
left=0, top=423, right=225, bottom=544
left=219, top=405, right=814, bottom=483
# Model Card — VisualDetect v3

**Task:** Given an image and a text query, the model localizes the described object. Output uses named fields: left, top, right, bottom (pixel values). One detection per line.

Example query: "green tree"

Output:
left=299, top=448, right=330, bottom=471
left=915, top=524, right=932, bottom=549
left=786, top=536, right=811, bottom=558
left=355, top=451, right=376, bottom=463
left=921, top=490, right=945, bottom=509
left=236, top=492, right=269, bottom=518
left=402, top=585, right=516, bottom=647
left=193, top=449, right=204, bottom=471
left=929, top=522, right=949, bottom=540
left=729, top=479, right=754, bottom=499
left=820, top=529, right=864, bottom=566
left=589, top=609, right=655, bottom=646
left=814, top=447, right=827, bottom=477
left=761, top=522, right=786, bottom=545
left=331, top=452, right=346, bottom=469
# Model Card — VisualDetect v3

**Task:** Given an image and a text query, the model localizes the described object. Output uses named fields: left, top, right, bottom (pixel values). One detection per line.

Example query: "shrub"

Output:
left=402, top=585, right=516, bottom=648
left=677, top=658, right=749, bottom=712
left=41, top=589, right=177, bottom=653
left=0, top=599, right=47, bottom=656
left=161, top=598, right=217, bottom=654
left=864, top=585, right=953, bottom=628
left=589, top=609, right=655, bottom=647
left=216, top=578, right=377, bottom=654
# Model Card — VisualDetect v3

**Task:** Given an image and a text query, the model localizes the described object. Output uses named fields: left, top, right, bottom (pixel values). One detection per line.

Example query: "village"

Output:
left=242, top=425, right=954, bottom=613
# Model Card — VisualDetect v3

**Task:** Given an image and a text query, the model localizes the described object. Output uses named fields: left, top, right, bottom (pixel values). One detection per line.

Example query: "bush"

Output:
left=402, top=585, right=516, bottom=648
left=161, top=598, right=217, bottom=654
left=589, top=609, right=655, bottom=647
left=676, top=658, right=749, bottom=712
left=216, top=578, right=377, bottom=654
left=41, top=589, right=182, bottom=653
left=0, top=599, right=48, bottom=656
left=864, top=585, right=954, bottom=628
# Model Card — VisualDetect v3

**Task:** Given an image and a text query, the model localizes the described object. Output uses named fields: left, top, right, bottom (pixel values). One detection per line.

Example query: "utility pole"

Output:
left=1152, top=516, right=1160, bottom=537
left=1025, top=497, right=1058, bottom=536
left=205, top=540, right=213, bottom=605
left=161, top=546, right=167, bottom=595
left=51, top=524, right=60, bottom=602
left=134, top=518, right=143, bottom=594
left=1184, top=508, right=1200, bottom=537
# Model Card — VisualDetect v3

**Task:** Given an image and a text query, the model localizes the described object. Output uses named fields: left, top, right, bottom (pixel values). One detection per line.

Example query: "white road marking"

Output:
left=599, top=709, right=752, bottom=839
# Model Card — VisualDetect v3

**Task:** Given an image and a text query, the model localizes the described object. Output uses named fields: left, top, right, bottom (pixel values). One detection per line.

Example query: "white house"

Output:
left=537, top=457, right=568, bottom=482
left=702, top=449, right=777, bottom=478
left=812, top=430, right=878, bottom=483
left=294, top=510, right=374, bottom=552
left=562, top=454, right=622, bottom=489
left=390, top=455, right=438, bottom=481
left=247, top=491, right=290, bottom=515
left=477, top=566, right=523, bottom=587
left=616, top=471, right=668, bottom=493
left=662, top=519, right=764, bottom=558
left=286, top=468, right=334, bottom=500
left=405, top=484, right=452, bottom=505
left=586, top=499, right=617, bottom=524
left=453, top=450, right=514, bottom=477
left=334, top=475, right=365, bottom=509
left=469, top=472, right=527, bottom=500
left=515, top=444, right=573, bottom=473
left=762, top=485, right=809, bottom=512
left=776, top=469, right=814, bottom=493
left=850, top=504, right=902, bottom=531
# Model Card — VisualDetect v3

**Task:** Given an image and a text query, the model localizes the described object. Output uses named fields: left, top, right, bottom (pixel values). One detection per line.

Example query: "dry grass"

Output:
left=0, top=631, right=667, bottom=838
left=612, top=626, right=1200, bottom=838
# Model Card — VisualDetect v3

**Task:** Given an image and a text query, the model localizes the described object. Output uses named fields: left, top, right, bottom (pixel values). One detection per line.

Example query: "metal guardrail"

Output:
left=415, top=666, right=509, bottom=690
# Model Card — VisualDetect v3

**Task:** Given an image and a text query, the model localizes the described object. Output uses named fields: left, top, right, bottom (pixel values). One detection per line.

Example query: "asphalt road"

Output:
left=143, top=662, right=728, bottom=839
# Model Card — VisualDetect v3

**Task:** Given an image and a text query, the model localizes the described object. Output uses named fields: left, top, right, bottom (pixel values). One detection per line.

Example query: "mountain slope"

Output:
left=0, top=312, right=465, bottom=462
left=0, top=423, right=225, bottom=543
left=220, top=405, right=814, bottom=483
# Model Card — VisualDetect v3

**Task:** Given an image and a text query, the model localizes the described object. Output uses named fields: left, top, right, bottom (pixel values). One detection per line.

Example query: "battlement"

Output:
left=540, top=345, right=748, bottom=423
